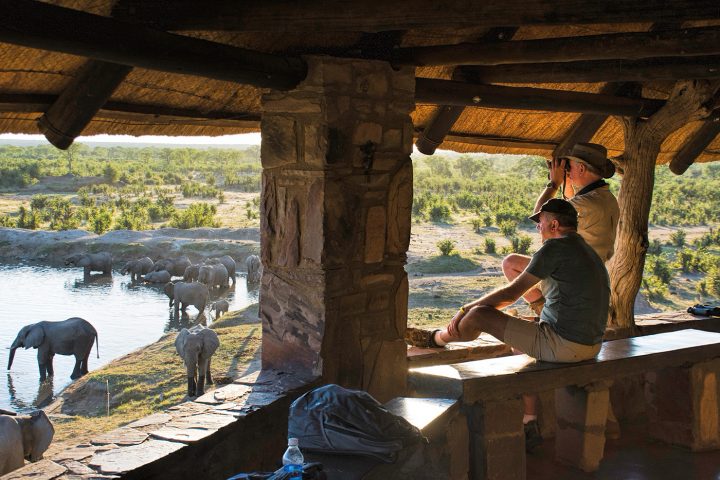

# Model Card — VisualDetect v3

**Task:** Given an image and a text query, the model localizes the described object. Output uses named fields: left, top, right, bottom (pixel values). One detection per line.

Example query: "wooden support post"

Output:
left=608, top=80, right=720, bottom=331
left=38, top=60, right=131, bottom=149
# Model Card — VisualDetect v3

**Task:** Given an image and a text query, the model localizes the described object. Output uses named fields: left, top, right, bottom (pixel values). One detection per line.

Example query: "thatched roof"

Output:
left=1, top=1, right=719, bottom=169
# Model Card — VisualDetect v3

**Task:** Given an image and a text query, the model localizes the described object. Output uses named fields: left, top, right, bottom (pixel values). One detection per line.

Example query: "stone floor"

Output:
left=528, top=422, right=720, bottom=480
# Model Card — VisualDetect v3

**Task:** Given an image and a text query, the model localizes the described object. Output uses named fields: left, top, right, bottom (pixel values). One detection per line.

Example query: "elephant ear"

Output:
left=201, top=328, right=220, bottom=356
left=25, top=326, right=45, bottom=349
left=175, top=328, right=190, bottom=357
left=28, top=410, right=54, bottom=462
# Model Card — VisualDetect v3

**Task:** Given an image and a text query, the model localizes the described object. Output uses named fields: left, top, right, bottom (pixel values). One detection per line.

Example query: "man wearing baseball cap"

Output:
left=502, top=142, right=619, bottom=315
left=426, top=198, right=610, bottom=451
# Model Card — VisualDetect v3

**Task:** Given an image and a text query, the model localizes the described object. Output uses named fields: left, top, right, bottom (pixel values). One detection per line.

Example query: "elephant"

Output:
left=152, top=256, right=191, bottom=277
left=198, top=264, right=229, bottom=289
left=164, top=281, right=209, bottom=318
left=64, top=252, right=112, bottom=277
left=211, top=300, right=229, bottom=318
left=120, top=257, right=154, bottom=282
left=175, top=324, right=219, bottom=397
left=143, top=270, right=172, bottom=283
left=246, top=254, right=262, bottom=283
left=208, top=255, right=237, bottom=284
left=0, top=410, right=54, bottom=475
left=183, top=264, right=201, bottom=283
left=8, top=318, right=99, bottom=382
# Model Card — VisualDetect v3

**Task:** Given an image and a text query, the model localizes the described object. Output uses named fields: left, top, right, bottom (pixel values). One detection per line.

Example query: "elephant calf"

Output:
left=65, top=252, right=112, bottom=277
left=120, top=257, right=154, bottom=282
left=175, top=325, right=219, bottom=397
left=8, top=317, right=99, bottom=382
left=0, top=411, right=54, bottom=475
left=211, top=300, right=229, bottom=318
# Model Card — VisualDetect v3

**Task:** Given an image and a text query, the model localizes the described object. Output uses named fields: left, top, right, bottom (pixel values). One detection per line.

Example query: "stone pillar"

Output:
left=554, top=383, right=609, bottom=472
left=645, top=359, right=720, bottom=451
left=467, top=398, right=525, bottom=480
left=259, top=56, right=415, bottom=402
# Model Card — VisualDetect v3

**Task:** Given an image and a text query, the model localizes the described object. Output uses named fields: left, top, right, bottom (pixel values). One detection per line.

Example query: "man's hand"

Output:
left=447, top=307, right=467, bottom=338
left=548, top=158, right=567, bottom=187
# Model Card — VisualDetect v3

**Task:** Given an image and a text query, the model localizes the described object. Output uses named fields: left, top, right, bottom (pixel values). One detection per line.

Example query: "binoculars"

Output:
left=687, top=304, right=720, bottom=316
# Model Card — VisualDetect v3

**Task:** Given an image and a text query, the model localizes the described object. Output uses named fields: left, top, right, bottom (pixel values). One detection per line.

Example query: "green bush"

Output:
left=642, top=275, right=668, bottom=301
left=510, top=235, right=533, bottom=255
left=484, top=237, right=496, bottom=254
left=428, top=202, right=452, bottom=223
left=499, top=220, right=517, bottom=238
left=646, top=238, right=663, bottom=255
left=645, top=255, right=672, bottom=284
left=16, top=206, right=39, bottom=229
left=706, top=266, right=720, bottom=297
left=115, top=204, right=150, bottom=231
left=103, top=164, right=119, bottom=184
left=90, top=207, right=113, bottom=234
left=669, top=229, right=686, bottom=247
left=0, top=215, right=16, bottom=227
left=170, top=203, right=219, bottom=229
left=437, top=239, right=456, bottom=256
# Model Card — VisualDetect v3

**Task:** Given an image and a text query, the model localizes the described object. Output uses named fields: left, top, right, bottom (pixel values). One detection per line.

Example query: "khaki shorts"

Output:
left=503, top=316, right=601, bottom=363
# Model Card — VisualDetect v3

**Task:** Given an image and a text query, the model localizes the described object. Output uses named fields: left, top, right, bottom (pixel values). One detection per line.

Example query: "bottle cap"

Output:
left=288, top=438, right=299, bottom=446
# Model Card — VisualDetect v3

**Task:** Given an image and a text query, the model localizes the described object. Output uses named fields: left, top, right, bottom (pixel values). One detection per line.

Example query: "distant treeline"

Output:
left=411, top=153, right=720, bottom=227
left=0, top=143, right=261, bottom=192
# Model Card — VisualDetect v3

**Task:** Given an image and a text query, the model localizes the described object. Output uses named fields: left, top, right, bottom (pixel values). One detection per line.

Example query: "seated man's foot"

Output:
left=405, top=328, right=444, bottom=348
left=524, top=420, right=543, bottom=453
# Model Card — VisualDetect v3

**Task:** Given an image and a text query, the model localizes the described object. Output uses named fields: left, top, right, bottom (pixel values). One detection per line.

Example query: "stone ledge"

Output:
left=12, top=369, right=318, bottom=480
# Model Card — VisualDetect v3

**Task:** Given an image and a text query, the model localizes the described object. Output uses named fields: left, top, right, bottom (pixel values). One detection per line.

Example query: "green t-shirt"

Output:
left=526, top=232, right=609, bottom=345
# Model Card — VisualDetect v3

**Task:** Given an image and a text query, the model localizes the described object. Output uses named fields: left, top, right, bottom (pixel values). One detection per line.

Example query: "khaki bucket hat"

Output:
left=560, top=142, right=615, bottom=178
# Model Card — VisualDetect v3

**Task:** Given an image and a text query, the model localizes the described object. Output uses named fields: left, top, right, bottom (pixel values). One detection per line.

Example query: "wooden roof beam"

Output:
left=397, top=26, right=720, bottom=67
left=460, top=56, right=720, bottom=84
left=113, top=0, right=720, bottom=32
left=669, top=111, right=720, bottom=175
left=415, top=27, right=517, bottom=155
left=414, top=78, right=665, bottom=117
left=0, top=93, right=261, bottom=127
left=37, top=61, right=131, bottom=149
left=0, top=0, right=307, bottom=90
left=436, top=131, right=557, bottom=151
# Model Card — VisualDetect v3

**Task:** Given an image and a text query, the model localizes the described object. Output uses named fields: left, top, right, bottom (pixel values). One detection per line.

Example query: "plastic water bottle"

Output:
left=282, top=437, right=304, bottom=478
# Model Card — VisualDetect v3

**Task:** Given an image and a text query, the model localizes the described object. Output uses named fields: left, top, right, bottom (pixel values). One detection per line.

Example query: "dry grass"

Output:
left=47, top=305, right=261, bottom=452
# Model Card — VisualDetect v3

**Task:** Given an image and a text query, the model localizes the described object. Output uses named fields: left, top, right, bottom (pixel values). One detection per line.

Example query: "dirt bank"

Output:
left=0, top=227, right=260, bottom=265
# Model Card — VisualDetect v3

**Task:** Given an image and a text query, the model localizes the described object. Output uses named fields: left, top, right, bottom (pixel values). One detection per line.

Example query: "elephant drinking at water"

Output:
left=0, top=410, right=54, bottom=475
left=152, top=256, right=191, bottom=277
left=120, top=257, right=154, bottom=282
left=7, top=317, right=99, bottom=382
left=64, top=252, right=112, bottom=277
left=175, top=324, right=219, bottom=397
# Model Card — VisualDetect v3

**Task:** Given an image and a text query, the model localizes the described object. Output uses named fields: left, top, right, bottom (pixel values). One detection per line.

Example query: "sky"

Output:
left=0, top=132, right=262, bottom=145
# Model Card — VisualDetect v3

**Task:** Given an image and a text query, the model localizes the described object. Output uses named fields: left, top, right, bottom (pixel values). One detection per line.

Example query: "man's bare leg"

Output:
left=435, top=305, right=511, bottom=345
left=502, top=254, right=542, bottom=303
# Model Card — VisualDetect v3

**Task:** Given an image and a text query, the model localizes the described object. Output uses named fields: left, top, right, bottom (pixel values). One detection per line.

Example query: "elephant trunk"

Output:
left=7, top=347, right=16, bottom=370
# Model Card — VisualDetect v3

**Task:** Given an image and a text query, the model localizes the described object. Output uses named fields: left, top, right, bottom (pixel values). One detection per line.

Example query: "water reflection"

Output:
left=0, top=263, right=258, bottom=413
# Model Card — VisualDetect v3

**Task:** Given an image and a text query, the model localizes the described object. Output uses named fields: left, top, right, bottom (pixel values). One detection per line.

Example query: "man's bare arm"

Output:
left=465, top=270, right=541, bottom=311
left=534, top=158, right=566, bottom=212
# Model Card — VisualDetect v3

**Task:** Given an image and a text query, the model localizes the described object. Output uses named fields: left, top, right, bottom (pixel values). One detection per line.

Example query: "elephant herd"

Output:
left=1, top=252, right=263, bottom=474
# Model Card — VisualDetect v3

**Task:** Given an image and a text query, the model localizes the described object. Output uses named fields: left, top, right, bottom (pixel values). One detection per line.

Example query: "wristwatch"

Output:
left=546, top=181, right=557, bottom=189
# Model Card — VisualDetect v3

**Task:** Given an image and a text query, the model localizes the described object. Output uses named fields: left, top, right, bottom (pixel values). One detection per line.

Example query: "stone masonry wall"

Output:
left=259, top=56, right=415, bottom=402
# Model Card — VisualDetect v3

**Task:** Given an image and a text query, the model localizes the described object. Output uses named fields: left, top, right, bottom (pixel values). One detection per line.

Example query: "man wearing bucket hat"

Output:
left=502, top=142, right=619, bottom=315
left=426, top=198, right=610, bottom=451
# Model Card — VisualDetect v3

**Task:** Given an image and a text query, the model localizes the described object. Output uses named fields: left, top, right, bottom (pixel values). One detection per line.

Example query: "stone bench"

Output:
left=306, top=396, right=468, bottom=480
left=409, top=329, right=720, bottom=480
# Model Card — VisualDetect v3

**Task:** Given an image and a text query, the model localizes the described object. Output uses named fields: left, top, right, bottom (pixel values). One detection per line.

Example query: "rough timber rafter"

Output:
left=460, top=56, right=720, bottom=84
left=669, top=112, right=720, bottom=175
left=112, top=0, right=720, bottom=32
left=396, top=27, right=720, bottom=67
left=415, top=27, right=517, bottom=155
left=414, top=79, right=665, bottom=117
left=0, top=0, right=307, bottom=90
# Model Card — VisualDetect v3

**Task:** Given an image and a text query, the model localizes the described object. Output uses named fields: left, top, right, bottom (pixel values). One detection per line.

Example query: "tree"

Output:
left=455, top=155, right=490, bottom=179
